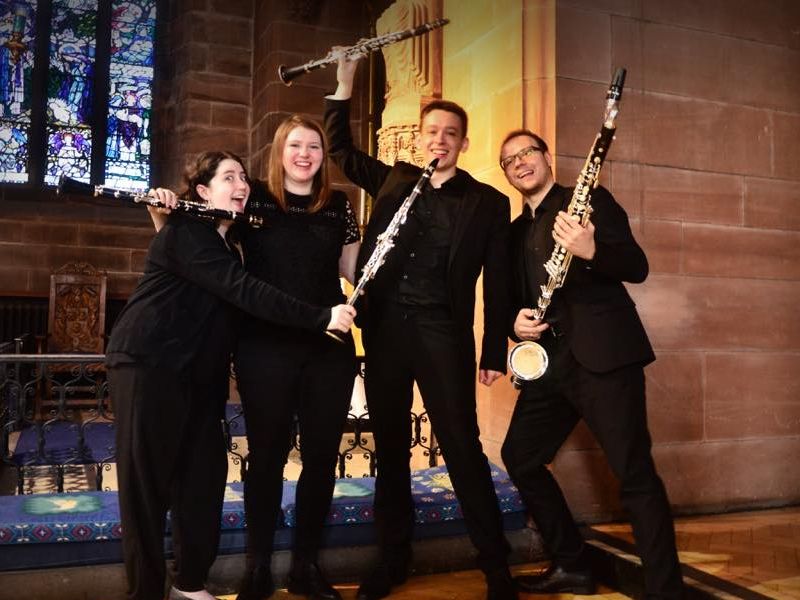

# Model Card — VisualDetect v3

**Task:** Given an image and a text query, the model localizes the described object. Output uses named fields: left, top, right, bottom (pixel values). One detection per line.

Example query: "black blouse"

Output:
left=243, top=186, right=359, bottom=309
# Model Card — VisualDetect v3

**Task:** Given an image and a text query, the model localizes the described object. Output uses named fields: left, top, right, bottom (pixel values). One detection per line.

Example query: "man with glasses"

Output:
left=497, top=130, right=684, bottom=598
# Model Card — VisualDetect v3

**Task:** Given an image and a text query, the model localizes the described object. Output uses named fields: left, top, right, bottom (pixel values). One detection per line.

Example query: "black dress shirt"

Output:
left=519, top=186, right=570, bottom=337
left=325, top=97, right=512, bottom=372
left=390, top=184, right=460, bottom=309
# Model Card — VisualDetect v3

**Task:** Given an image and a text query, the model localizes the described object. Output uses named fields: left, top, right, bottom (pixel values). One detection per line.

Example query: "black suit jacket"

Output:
left=325, top=98, right=511, bottom=372
left=107, top=214, right=330, bottom=378
left=510, top=183, right=654, bottom=373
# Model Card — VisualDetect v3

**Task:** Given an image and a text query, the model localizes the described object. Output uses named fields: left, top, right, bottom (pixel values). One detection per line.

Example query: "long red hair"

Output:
left=267, top=115, right=331, bottom=213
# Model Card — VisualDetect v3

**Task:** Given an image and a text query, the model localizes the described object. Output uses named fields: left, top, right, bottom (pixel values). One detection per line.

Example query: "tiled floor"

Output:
left=216, top=563, right=627, bottom=600
left=212, top=507, right=800, bottom=600
left=592, top=506, right=800, bottom=599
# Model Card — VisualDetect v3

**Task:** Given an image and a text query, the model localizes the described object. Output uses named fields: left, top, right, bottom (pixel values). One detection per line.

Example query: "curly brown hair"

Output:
left=180, top=150, right=249, bottom=204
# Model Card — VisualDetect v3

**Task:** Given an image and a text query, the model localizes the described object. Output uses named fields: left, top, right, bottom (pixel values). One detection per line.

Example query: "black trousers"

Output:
left=110, top=364, right=228, bottom=600
left=501, top=340, right=683, bottom=599
left=235, top=330, right=356, bottom=563
left=363, top=305, right=511, bottom=573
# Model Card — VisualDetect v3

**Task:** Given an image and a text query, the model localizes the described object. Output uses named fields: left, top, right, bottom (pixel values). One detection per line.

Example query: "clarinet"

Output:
left=508, top=67, right=627, bottom=387
left=57, top=175, right=264, bottom=228
left=278, top=19, right=449, bottom=85
left=326, top=158, right=439, bottom=342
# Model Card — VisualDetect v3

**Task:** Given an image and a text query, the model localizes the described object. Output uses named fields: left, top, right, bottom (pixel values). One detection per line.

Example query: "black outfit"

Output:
left=501, top=183, right=683, bottom=598
left=325, top=98, right=512, bottom=574
left=234, top=186, right=360, bottom=565
left=107, top=213, right=330, bottom=600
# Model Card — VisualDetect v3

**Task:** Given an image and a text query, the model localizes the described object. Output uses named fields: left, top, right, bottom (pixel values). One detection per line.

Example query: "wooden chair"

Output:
left=36, top=262, right=108, bottom=416
left=46, top=262, right=107, bottom=355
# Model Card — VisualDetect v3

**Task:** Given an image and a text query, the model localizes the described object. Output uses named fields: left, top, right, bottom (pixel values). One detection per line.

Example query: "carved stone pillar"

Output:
left=376, top=0, right=443, bottom=166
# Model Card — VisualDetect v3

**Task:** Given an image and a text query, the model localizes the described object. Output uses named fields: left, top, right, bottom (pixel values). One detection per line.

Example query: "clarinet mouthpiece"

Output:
left=612, top=67, right=626, bottom=90
left=607, top=67, right=626, bottom=101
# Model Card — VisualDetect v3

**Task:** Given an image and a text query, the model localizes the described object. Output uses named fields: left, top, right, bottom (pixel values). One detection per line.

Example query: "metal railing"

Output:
left=1, top=347, right=440, bottom=495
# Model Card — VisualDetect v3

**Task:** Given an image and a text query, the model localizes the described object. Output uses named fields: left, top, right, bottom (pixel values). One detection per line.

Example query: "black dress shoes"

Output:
left=287, top=560, right=342, bottom=600
left=235, top=563, right=275, bottom=600
left=485, top=568, right=519, bottom=600
left=515, top=564, right=596, bottom=595
left=356, top=558, right=411, bottom=600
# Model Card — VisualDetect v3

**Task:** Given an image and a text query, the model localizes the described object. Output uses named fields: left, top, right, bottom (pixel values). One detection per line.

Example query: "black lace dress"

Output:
left=233, top=185, right=361, bottom=562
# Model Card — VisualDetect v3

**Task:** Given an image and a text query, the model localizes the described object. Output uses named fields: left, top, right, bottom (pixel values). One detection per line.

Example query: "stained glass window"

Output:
left=0, top=2, right=37, bottom=183
left=0, top=0, right=156, bottom=190
left=45, top=0, right=97, bottom=186
left=105, top=0, right=155, bottom=191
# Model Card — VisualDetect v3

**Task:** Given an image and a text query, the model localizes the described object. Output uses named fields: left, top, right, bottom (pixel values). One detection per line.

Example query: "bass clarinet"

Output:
left=327, top=158, right=438, bottom=342
left=57, top=175, right=264, bottom=228
left=508, top=67, right=627, bottom=387
left=278, top=18, right=449, bottom=85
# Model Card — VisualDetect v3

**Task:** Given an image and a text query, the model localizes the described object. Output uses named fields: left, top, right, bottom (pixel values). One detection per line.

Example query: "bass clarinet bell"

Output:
left=278, top=18, right=449, bottom=86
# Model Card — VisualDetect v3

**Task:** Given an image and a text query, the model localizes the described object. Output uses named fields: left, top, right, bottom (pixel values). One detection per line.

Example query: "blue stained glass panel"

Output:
left=45, top=0, right=97, bottom=185
left=105, top=0, right=155, bottom=191
left=46, top=125, right=91, bottom=183
left=2, top=0, right=155, bottom=189
left=0, top=1, right=37, bottom=183
left=47, top=1, right=97, bottom=126
left=110, top=1, right=155, bottom=66
left=0, top=121, right=29, bottom=183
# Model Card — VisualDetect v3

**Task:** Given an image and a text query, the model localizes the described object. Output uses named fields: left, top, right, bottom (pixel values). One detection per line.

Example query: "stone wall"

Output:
left=550, top=0, right=800, bottom=519
left=439, top=0, right=800, bottom=521
left=248, top=0, right=371, bottom=196
left=441, top=0, right=557, bottom=489
left=153, top=0, right=255, bottom=190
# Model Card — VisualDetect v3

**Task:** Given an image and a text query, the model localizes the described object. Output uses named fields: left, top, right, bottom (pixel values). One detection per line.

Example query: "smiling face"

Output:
left=282, top=126, right=324, bottom=194
left=500, top=134, right=553, bottom=197
left=196, top=158, right=250, bottom=212
left=417, top=109, right=469, bottom=176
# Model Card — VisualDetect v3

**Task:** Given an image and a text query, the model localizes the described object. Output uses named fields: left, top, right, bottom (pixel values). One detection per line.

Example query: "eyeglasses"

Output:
left=499, top=145, right=544, bottom=170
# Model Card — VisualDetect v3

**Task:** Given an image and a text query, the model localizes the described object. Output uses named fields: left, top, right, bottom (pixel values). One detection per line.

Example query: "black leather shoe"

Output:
left=485, top=568, right=519, bottom=600
left=515, top=564, right=595, bottom=595
left=235, top=563, right=274, bottom=600
left=356, top=559, right=410, bottom=600
left=287, top=560, right=342, bottom=600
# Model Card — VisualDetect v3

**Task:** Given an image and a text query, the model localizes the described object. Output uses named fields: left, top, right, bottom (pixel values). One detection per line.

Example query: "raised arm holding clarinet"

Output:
left=325, top=51, right=517, bottom=600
